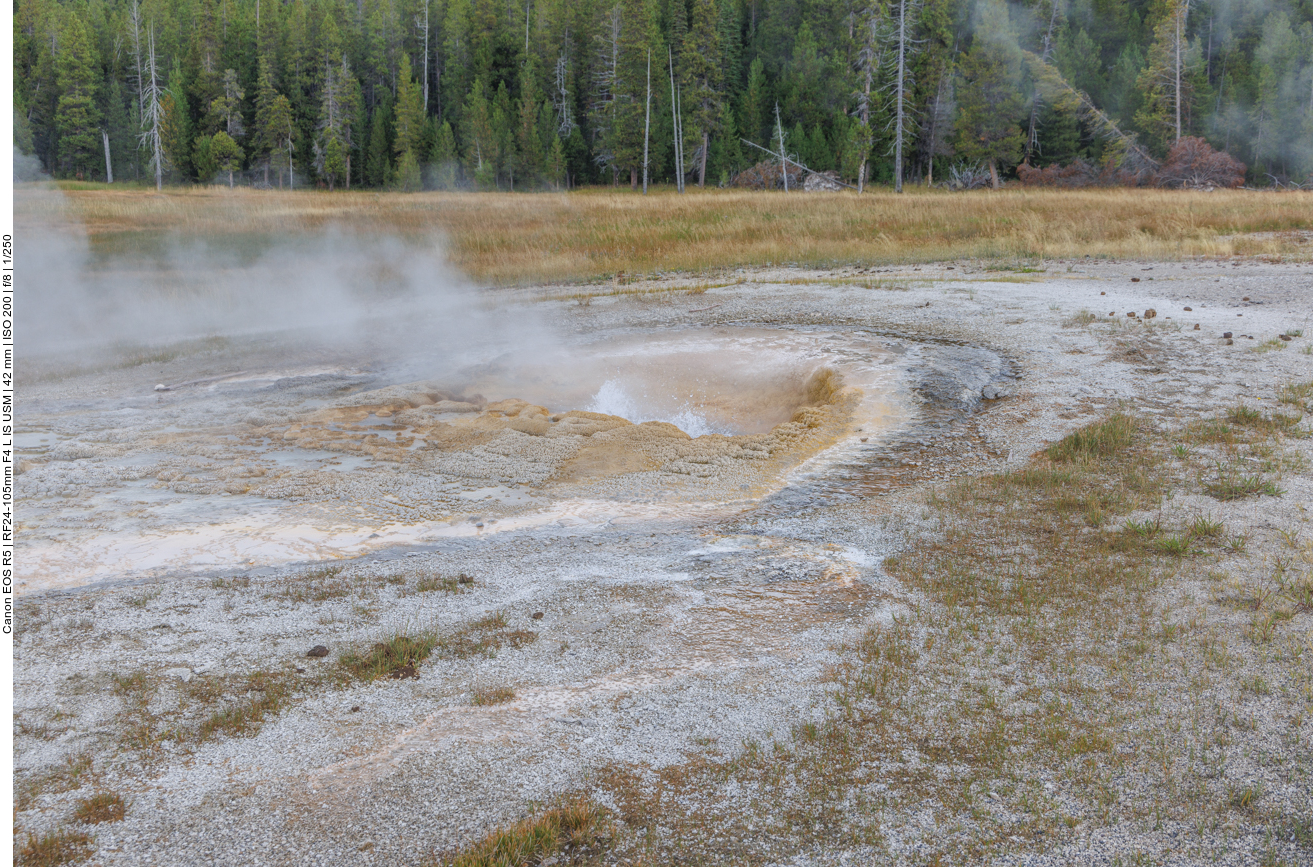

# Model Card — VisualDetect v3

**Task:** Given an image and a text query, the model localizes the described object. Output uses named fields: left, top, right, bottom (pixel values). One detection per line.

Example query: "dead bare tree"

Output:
left=139, top=24, right=165, bottom=191
left=642, top=48, right=651, bottom=194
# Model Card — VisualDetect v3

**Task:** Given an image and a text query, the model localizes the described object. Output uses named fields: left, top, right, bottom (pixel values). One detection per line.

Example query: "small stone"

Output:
left=532, top=612, right=544, bottom=620
left=1131, top=277, right=1140, bottom=282
left=1108, top=312, right=1115, bottom=316
left=1242, top=296, right=1250, bottom=301
left=1144, top=308, right=1156, bottom=319
left=165, top=667, right=193, bottom=683
left=1127, top=311, right=1136, bottom=317
left=350, top=706, right=361, bottom=712
left=458, top=573, right=474, bottom=585
left=1100, top=291, right=1106, bottom=295
left=153, top=384, right=169, bottom=392
left=306, top=645, right=330, bottom=658
left=1279, top=334, right=1292, bottom=341
left=860, top=436, right=869, bottom=442
left=389, top=663, right=418, bottom=680
left=1222, top=332, right=1233, bottom=339
left=1183, top=306, right=1192, bottom=311
left=1193, top=324, right=1200, bottom=330
left=1224, top=338, right=1234, bottom=345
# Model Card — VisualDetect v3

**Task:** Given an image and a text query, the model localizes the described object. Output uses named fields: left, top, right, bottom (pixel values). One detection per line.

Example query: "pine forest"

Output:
left=12, top=0, right=1313, bottom=190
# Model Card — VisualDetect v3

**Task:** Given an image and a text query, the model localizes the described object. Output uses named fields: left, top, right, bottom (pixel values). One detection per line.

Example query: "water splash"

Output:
left=587, top=379, right=727, bottom=438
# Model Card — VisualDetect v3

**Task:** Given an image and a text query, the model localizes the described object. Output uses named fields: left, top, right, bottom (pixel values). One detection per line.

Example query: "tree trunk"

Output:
left=102, top=129, right=113, bottom=183
left=699, top=129, right=708, bottom=187
left=988, top=159, right=999, bottom=189
left=228, top=168, right=234, bottom=188
left=630, top=167, right=637, bottom=189
left=858, top=162, right=866, bottom=194
left=894, top=0, right=906, bottom=193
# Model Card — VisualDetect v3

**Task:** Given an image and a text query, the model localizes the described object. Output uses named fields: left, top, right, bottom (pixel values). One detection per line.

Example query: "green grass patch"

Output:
left=435, top=797, right=608, bottom=867
left=1046, top=413, right=1137, bottom=462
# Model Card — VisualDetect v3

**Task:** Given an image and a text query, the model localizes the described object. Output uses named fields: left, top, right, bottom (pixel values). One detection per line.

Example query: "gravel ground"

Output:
left=13, top=258, right=1313, bottom=865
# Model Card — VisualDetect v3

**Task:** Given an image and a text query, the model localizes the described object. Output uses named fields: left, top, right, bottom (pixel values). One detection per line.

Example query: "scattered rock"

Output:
left=458, top=574, right=474, bottom=585
left=1183, top=306, right=1192, bottom=311
left=154, top=384, right=169, bottom=392
left=1144, top=309, right=1157, bottom=319
left=350, top=706, right=361, bottom=713
left=306, top=645, right=330, bottom=658
left=1279, top=334, right=1292, bottom=342
left=1100, top=291, right=1106, bottom=295
left=1194, top=324, right=1200, bottom=330
left=1224, top=338, right=1234, bottom=345
left=1127, top=311, right=1137, bottom=318
left=1242, top=296, right=1250, bottom=301
left=389, top=664, right=418, bottom=680
left=982, top=384, right=1009, bottom=400
left=532, top=612, right=544, bottom=620
left=1131, top=277, right=1140, bottom=282
left=1222, top=332, right=1233, bottom=339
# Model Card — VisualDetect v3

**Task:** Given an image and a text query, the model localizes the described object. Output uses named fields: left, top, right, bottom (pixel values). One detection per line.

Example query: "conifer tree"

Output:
left=683, top=0, right=722, bottom=185
left=394, top=53, right=426, bottom=160
left=55, top=15, right=101, bottom=177
left=953, top=0, right=1025, bottom=187
left=210, top=129, right=245, bottom=186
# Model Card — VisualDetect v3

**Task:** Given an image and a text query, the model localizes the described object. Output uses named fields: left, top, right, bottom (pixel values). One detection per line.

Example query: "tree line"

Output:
left=13, top=0, right=1313, bottom=190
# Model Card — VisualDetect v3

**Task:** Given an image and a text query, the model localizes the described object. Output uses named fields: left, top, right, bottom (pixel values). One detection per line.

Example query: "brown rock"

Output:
left=1100, top=291, right=1106, bottom=295
left=1242, top=296, right=1250, bottom=301
left=1144, top=309, right=1157, bottom=319
left=1224, top=338, right=1234, bottom=345
left=1222, top=332, right=1233, bottom=338
left=389, top=664, right=418, bottom=680
left=1183, top=306, right=1192, bottom=311
left=1279, top=334, right=1292, bottom=341
left=532, top=612, right=545, bottom=620
left=1127, top=311, right=1137, bottom=317
left=458, top=573, right=474, bottom=585
left=306, top=645, right=329, bottom=658
left=1193, top=324, right=1200, bottom=330
left=1131, top=277, right=1141, bottom=282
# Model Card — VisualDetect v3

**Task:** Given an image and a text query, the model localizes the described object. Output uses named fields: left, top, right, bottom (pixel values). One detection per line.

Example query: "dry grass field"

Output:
left=21, top=184, right=1313, bottom=284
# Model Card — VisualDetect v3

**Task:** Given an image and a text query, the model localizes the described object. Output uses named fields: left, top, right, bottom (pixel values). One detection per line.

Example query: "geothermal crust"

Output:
left=12, top=260, right=1313, bottom=866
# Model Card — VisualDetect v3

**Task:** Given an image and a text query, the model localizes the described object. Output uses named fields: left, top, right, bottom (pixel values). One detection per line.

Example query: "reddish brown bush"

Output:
left=1016, top=159, right=1100, bottom=188
left=1154, top=137, right=1246, bottom=189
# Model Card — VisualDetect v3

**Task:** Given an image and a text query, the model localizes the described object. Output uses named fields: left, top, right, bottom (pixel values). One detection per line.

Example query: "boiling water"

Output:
left=17, top=326, right=910, bottom=594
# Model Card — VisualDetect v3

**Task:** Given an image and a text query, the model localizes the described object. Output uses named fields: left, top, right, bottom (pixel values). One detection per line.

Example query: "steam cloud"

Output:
left=16, top=154, right=549, bottom=383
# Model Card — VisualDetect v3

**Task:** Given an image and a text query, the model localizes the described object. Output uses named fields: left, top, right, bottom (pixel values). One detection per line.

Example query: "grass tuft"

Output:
left=437, top=797, right=608, bottom=867
left=472, top=686, right=516, bottom=706
left=73, top=792, right=126, bottom=824
left=18, top=829, right=93, bottom=866
left=1046, top=413, right=1137, bottom=462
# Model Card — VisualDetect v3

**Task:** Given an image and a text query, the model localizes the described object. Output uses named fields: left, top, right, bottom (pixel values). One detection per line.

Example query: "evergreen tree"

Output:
left=193, top=134, right=217, bottom=181
left=160, top=59, right=194, bottom=179
left=741, top=57, right=767, bottom=145
left=210, top=129, right=245, bottom=186
left=683, top=0, right=722, bottom=185
left=1134, top=0, right=1204, bottom=153
left=953, top=0, right=1026, bottom=187
left=55, top=15, right=101, bottom=178
left=393, top=53, right=426, bottom=159
left=430, top=119, right=459, bottom=188
left=366, top=96, right=394, bottom=186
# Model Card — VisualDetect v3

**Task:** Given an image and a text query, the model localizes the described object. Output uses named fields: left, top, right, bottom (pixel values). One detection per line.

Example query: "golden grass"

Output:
left=20, top=184, right=1313, bottom=285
